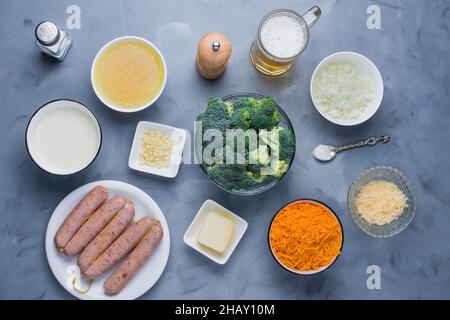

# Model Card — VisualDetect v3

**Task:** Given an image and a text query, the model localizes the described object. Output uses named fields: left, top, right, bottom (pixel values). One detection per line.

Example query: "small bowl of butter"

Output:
left=183, top=200, right=248, bottom=264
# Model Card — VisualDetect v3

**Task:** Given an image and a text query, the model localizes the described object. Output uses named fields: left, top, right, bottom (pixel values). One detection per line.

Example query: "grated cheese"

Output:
left=355, top=180, right=408, bottom=226
left=139, top=129, right=173, bottom=168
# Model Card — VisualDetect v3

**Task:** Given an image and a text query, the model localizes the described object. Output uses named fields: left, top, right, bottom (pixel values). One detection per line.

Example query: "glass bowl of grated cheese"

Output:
left=310, top=52, right=384, bottom=126
left=347, top=166, right=416, bottom=238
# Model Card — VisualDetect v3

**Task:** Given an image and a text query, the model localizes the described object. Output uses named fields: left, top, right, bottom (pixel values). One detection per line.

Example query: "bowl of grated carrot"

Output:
left=268, top=199, right=344, bottom=275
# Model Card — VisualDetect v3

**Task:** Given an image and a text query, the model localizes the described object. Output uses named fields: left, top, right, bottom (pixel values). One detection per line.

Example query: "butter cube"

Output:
left=197, top=211, right=235, bottom=254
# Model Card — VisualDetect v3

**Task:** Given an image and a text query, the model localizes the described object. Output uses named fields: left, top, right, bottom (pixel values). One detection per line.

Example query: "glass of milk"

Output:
left=26, top=100, right=102, bottom=175
left=250, top=7, right=321, bottom=76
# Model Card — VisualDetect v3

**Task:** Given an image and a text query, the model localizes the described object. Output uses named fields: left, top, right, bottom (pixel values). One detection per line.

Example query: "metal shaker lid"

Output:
left=35, top=21, right=60, bottom=46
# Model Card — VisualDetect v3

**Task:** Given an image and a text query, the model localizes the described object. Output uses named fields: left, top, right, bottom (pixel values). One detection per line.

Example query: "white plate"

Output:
left=129, top=121, right=186, bottom=178
left=183, top=200, right=248, bottom=265
left=45, top=180, right=170, bottom=300
left=310, top=51, right=384, bottom=126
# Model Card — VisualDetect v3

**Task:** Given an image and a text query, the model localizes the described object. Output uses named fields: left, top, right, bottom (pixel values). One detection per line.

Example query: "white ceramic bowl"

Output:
left=26, top=99, right=102, bottom=175
left=183, top=200, right=248, bottom=265
left=128, top=121, right=187, bottom=178
left=91, top=36, right=167, bottom=113
left=310, top=52, right=384, bottom=126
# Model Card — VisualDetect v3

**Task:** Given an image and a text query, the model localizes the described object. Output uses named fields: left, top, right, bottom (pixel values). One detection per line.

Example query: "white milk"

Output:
left=33, top=106, right=100, bottom=174
left=260, top=14, right=307, bottom=58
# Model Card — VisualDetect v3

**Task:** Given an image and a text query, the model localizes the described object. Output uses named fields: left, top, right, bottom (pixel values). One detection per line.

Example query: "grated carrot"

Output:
left=269, top=201, right=342, bottom=272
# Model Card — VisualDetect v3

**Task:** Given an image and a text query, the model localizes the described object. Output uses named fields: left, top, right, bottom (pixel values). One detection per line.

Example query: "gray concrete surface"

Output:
left=0, top=0, right=449, bottom=299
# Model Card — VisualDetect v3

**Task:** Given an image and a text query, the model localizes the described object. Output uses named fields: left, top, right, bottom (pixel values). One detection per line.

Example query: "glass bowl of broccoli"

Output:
left=195, top=92, right=296, bottom=196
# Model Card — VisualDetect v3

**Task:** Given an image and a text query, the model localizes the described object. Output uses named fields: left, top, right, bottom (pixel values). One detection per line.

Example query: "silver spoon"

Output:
left=313, top=133, right=390, bottom=162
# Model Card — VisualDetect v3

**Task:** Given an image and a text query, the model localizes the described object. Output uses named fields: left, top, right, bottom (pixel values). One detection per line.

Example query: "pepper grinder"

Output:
left=35, top=21, right=72, bottom=61
left=196, top=32, right=232, bottom=79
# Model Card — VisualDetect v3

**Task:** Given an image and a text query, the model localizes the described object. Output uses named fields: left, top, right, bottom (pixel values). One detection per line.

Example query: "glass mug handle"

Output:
left=302, top=6, right=321, bottom=28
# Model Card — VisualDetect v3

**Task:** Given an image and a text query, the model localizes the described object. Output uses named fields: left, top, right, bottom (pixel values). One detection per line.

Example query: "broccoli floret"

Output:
left=246, top=97, right=264, bottom=109
left=247, top=163, right=262, bottom=175
left=196, top=97, right=231, bottom=136
left=223, top=143, right=247, bottom=165
left=271, top=159, right=289, bottom=177
left=249, top=171, right=273, bottom=184
left=225, top=101, right=233, bottom=117
left=230, top=108, right=251, bottom=129
left=228, top=98, right=252, bottom=129
left=249, top=97, right=281, bottom=130
left=247, top=145, right=274, bottom=183
left=229, top=96, right=280, bottom=130
left=249, top=160, right=288, bottom=178
left=247, top=154, right=264, bottom=175
left=259, top=127, right=296, bottom=162
left=247, top=150, right=289, bottom=179
left=248, top=145, right=270, bottom=166
left=277, top=127, right=296, bottom=161
left=207, top=164, right=256, bottom=190
left=232, top=97, right=252, bottom=109
left=197, top=97, right=232, bottom=160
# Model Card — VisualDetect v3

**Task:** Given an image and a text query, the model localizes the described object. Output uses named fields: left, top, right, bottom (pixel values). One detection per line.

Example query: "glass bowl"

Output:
left=195, top=92, right=296, bottom=196
left=347, top=166, right=416, bottom=238
left=268, top=199, right=344, bottom=275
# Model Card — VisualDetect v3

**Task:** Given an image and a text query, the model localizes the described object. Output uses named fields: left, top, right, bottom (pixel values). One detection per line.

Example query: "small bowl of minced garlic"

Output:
left=129, top=121, right=186, bottom=178
left=347, top=166, right=416, bottom=238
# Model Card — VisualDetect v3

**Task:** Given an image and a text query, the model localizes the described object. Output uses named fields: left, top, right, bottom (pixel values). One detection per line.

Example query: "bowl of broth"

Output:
left=91, top=36, right=167, bottom=112
left=26, top=99, right=102, bottom=175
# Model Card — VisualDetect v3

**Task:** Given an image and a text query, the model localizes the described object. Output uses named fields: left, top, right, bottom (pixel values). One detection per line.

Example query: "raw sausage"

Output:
left=54, top=186, right=108, bottom=251
left=77, top=201, right=135, bottom=272
left=103, top=220, right=163, bottom=295
left=63, top=195, right=126, bottom=256
left=83, top=217, right=153, bottom=280
left=104, top=220, right=163, bottom=295
left=64, top=195, right=126, bottom=256
left=84, top=217, right=154, bottom=280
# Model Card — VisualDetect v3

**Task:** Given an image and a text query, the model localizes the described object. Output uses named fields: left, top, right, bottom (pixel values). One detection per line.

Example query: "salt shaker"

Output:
left=35, top=21, right=72, bottom=61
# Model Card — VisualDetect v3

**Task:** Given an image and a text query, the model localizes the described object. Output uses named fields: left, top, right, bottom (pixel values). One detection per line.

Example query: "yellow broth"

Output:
left=94, top=40, right=165, bottom=109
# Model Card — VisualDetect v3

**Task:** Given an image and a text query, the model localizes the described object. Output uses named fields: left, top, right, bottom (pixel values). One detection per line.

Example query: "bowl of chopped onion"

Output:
left=310, top=52, right=384, bottom=126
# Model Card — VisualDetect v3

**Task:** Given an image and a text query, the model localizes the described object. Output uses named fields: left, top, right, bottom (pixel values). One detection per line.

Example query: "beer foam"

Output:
left=260, top=14, right=307, bottom=58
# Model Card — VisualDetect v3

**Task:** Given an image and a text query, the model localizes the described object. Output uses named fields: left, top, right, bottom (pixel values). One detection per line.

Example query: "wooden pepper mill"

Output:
left=196, top=32, right=232, bottom=80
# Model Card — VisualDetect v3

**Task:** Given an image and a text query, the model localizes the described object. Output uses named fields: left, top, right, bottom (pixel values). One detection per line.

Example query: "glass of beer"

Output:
left=250, top=7, right=321, bottom=76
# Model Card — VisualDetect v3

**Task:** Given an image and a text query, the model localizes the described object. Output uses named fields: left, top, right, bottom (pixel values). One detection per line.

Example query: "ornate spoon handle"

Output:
left=334, top=133, right=390, bottom=153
